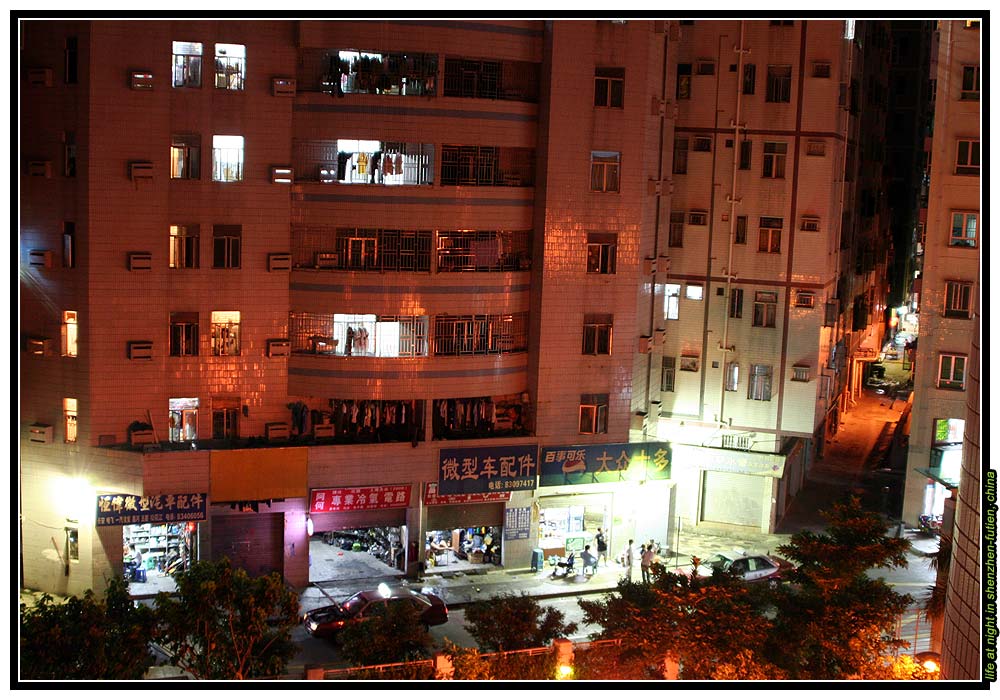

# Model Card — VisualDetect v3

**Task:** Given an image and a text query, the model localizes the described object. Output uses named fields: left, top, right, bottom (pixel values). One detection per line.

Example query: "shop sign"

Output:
left=95, top=492, right=207, bottom=527
left=424, top=482, right=510, bottom=506
left=673, top=443, right=786, bottom=478
left=504, top=507, right=531, bottom=540
left=539, top=442, right=671, bottom=487
left=310, top=484, right=411, bottom=513
left=437, top=444, right=538, bottom=495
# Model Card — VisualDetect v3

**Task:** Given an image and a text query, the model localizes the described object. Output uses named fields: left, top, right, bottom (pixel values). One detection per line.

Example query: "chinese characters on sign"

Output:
left=95, top=493, right=207, bottom=527
left=424, top=482, right=511, bottom=506
left=437, top=444, right=538, bottom=495
left=539, top=442, right=671, bottom=486
left=504, top=507, right=531, bottom=540
left=309, top=485, right=411, bottom=513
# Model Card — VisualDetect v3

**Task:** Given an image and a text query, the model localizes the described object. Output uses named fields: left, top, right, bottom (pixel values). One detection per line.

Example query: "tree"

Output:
left=463, top=592, right=578, bottom=652
left=154, top=558, right=299, bottom=679
left=338, top=599, right=433, bottom=666
left=20, top=576, right=157, bottom=680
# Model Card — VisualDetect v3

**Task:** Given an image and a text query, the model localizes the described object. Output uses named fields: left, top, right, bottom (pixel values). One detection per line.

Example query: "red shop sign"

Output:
left=310, top=484, right=411, bottom=513
left=424, top=482, right=511, bottom=506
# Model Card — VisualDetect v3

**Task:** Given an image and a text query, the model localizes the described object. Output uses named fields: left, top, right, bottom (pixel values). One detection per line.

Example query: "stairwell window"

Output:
left=752, top=291, right=778, bottom=328
left=738, top=140, right=752, bottom=170
left=735, top=216, right=747, bottom=244
left=669, top=212, right=685, bottom=247
left=758, top=217, right=782, bottom=253
left=944, top=281, right=973, bottom=318
left=212, top=225, right=241, bottom=268
left=590, top=151, right=620, bottom=192
left=937, top=354, right=967, bottom=390
left=212, top=135, right=244, bottom=182
left=664, top=284, right=681, bottom=320
left=729, top=288, right=744, bottom=318
left=211, top=311, right=241, bottom=356
left=63, top=222, right=76, bottom=268
left=677, top=64, right=692, bottom=99
left=170, top=312, right=199, bottom=356
left=725, top=362, right=740, bottom=391
left=766, top=65, right=792, bottom=102
left=594, top=67, right=625, bottom=108
left=661, top=356, right=676, bottom=392
left=742, top=64, right=756, bottom=95
left=748, top=364, right=773, bottom=401
left=170, top=224, right=200, bottom=268
left=579, top=394, right=609, bottom=434
left=172, top=41, right=203, bottom=88
left=61, top=311, right=78, bottom=357
left=672, top=138, right=689, bottom=174
left=170, top=134, right=201, bottom=179
left=955, top=139, right=979, bottom=175
left=762, top=142, right=787, bottom=178
left=582, top=314, right=613, bottom=355
left=214, top=43, right=245, bottom=90
left=64, top=398, right=78, bottom=443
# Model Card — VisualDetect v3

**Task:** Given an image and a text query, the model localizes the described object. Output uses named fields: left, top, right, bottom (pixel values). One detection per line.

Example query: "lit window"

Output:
left=172, top=41, right=202, bottom=88
left=214, top=43, right=245, bottom=90
left=170, top=312, right=199, bottom=356
left=762, top=142, right=787, bottom=178
left=955, top=139, right=979, bottom=175
left=61, top=311, right=78, bottom=357
left=168, top=397, right=199, bottom=442
left=792, top=365, right=811, bottom=382
left=753, top=291, right=778, bottom=328
left=748, top=364, right=773, bottom=401
left=212, top=135, right=244, bottom=182
left=212, top=225, right=241, bottom=269
left=937, top=354, right=966, bottom=390
left=579, top=395, right=609, bottom=434
left=63, top=398, right=78, bottom=443
left=211, top=311, right=240, bottom=356
left=686, top=284, right=704, bottom=300
left=594, top=67, right=624, bottom=108
left=586, top=233, right=617, bottom=274
left=664, top=284, right=681, bottom=320
left=725, top=362, right=740, bottom=391
left=794, top=291, right=815, bottom=308
left=590, top=151, right=620, bottom=192
left=66, top=527, right=79, bottom=561
left=170, top=134, right=201, bottom=180
left=170, top=224, right=200, bottom=268
left=766, top=65, right=792, bottom=102
left=949, top=212, right=977, bottom=247
left=582, top=314, right=613, bottom=355
left=944, top=281, right=973, bottom=318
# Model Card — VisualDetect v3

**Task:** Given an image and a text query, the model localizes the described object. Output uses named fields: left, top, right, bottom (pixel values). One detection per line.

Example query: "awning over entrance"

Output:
left=916, top=444, right=963, bottom=489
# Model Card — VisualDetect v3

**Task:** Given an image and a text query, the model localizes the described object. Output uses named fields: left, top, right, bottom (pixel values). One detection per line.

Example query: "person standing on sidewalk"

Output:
left=625, top=539, right=635, bottom=581
left=641, top=543, right=655, bottom=583
left=595, top=528, right=609, bottom=567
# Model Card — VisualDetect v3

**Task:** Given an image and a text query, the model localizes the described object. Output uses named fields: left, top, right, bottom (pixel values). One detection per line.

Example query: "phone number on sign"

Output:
left=489, top=478, right=535, bottom=490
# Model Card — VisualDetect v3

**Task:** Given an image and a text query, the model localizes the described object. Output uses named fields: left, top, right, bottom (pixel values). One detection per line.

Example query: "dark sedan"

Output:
left=303, top=585, right=448, bottom=639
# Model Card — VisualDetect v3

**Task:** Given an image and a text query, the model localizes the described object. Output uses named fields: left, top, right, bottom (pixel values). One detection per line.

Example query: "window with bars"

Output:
left=289, top=312, right=429, bottom=357
left=322, top=50, right=439, bottom=97
left=806, top=140, right=826, bottom=156
left=937, top=354, right=967, bottom=390
left=440, top=145, right=534, bottom=187
left=590, top=151, right=620, bottom=192
left=794, top=291, right=815, bottom=308
left=669, top=212, right=685, bottom=248
left=735, top=216, right=747, bottom=244
left=812, top=62, right=832, bottom=78
left=688, top=210, right=708, bottom=226
left=762, top=142, right=787, bottom=178
left=949, top=211, right=977, bottom=247
left=748, top=364, right=773, bottom=401
left=212, top=225, right=241, bottom=268
left=673, top=138, right=689, bottom=174
left=170, top=224, right=200, bottom=268
left=594, top=67, right=625, bottom=108
left=579, top=394, right=609, bottom=434
left=332, top=228, right=432, bottom=272
left=955, top=139, right=980, bottom=175
left=944, top=281, right=973, bottom=318
left=438, top=230, right=530, bottom=272
left=433, top=313, right=528, bottom=356
left=758, top=217, right=782, bottom=253
left=444, top=56, right=539, bottom=102
left=172, top=41, right=202, bottom=87
left=212, top=135, right=244, bottom=182
left=170, top=312, right=199, bottom=356
left=729, top=288, right=744, bottom=318
left=753, top=291, right=778, bottom=327
left=791, top=365, right=811, bottom=382
left=214, top=43, right=245, bottom=90
left=801, top=216, right=820, bottom=232
left=766, top=65, right=792, bottom=102
left=693, top=136, right=712, bottom=152
left=210, top=311, right=240, bottom=356
left=582, top=314, right=613, bottom=355
left=170, top=134, right=201, bottom=179
left=661, top=357, right=676, bottom=392
left=586, top=233, right=617, bottom=274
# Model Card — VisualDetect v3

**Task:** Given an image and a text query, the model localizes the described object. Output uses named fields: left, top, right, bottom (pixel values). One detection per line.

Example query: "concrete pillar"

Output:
left=433, top=651, right=454, bottom=680
left=304, top=665, right=324, bottom=680
left=663, top=656, right=679, bottom=680
left=553, top=637, right=574, bottom=667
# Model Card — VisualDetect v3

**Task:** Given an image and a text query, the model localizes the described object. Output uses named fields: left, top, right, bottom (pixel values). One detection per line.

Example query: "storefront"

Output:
left=536, top=442, right=674, bottom=561
left=95, top=491, right=207, bottom=588
left=307, top=484, right=411, bottom=582
left=423, top=482, right=507, bottom=568
left=916, top=418, right=963, bottom=529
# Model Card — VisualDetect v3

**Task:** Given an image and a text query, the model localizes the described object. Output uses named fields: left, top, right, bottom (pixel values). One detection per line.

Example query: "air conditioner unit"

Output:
left=127, top=340, right=154, bottom=360
left=270, top=166, right=293, bottom=184
left=265, top=422, right=290, bottom=441
left=129, top=161, right=154, bottom=181
left=267, top=252, right=293, bottom=271
left=27, top=336, right=53, bottom=355
left=657, top=327, right=668, bottom=344
left=127, top=252, right=153, bottom=270
left=28, top=249, right=53, bottom=268
left=29, top=423, right=54, bottom=444
left=315, top=252, right=338, bottom=269
left=630, top=412, right=648, bottom=431
left=28, top=161, right=52, bottom=178
left=313, top=423, right=335, bottom=439
left=272, top=77, right=296, bottom=96
left=130, top=71, right=154, bottom=90
left=647, top=179, right=673, bottom=196
left=267, top=339, right=291, bottom=357
left=28, top=67, right=53, bottom=87
left=638, top=335, right=653, bottom=354
left=643, top=257, right=657, bottom=275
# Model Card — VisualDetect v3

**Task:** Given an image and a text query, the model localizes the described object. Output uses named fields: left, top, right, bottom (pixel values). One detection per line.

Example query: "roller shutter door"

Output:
left=211, top=513, right=283, bottom=578
left=700, top=471, right=764, bottom=527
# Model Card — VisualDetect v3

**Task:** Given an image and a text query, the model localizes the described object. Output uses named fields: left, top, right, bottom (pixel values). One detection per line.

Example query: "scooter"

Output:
left=550, top=553, right=576, bottom=578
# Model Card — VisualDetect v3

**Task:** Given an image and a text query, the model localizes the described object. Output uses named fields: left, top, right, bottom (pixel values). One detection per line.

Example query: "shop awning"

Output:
left=916, top=444, right=963, bottom=489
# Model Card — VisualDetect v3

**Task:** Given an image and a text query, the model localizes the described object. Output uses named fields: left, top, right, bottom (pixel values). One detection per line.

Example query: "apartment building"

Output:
left=637, top=19, right=893, bottom=534
left=901, top=19, right=980, bottom=529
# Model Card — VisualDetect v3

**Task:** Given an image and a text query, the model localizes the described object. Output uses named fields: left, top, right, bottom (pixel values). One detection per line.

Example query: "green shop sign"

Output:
left=539, top=442, right=671, bottom=486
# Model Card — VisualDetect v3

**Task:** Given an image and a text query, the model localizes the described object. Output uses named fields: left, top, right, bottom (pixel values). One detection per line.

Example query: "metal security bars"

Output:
left=433, top=313, right=528, bottom=356
left=440, top=146, right=535, bottom=187
left=437, top=230, right=532, bottom=271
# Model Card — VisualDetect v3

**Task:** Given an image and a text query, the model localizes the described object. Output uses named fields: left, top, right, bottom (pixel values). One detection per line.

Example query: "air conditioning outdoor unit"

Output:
left=266, top=422, right=290, bottom=441
left=315, top=252, right=338, bottom=269
left=268, top=252, right=293, bottom=271
left=130, top=71, right=154, bottom=90
left=313, top=424, right=335, bottom=438
left=267, top=339, right=291, bottom=357
left=127, top=340, right=154, bottom=360
left=28, top=424, right=54, bottom=444
left=637, top=335, right=653, bottom=354
left=28, top=161, right=52, bottom=178
left=28, top=249, right=53, bottom=268
left=129, top=161, right=154, bottom=181
left=630, top=412, right=648, bottom=431
left=27, top=337, right=53, bottom=355
left=270, top=166, right=293, bottom=184
left=28, top=67, right=53, bottom=87
left=127, top=252, right=153, bottom=270
left=272, top=77, right=296, bottom=96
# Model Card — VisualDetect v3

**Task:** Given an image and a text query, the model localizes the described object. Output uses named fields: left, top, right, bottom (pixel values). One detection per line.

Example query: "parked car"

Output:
left=303, top=584, right=448, bottom=638
left=685, top=550, right=794, bottom=586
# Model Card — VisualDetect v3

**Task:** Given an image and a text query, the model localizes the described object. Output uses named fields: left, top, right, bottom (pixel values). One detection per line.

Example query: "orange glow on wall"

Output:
left=210, top=447, right=307, bottom=501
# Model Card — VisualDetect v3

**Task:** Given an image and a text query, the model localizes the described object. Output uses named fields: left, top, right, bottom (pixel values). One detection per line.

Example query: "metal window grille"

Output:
left=433, top=313, right=528, bottom=356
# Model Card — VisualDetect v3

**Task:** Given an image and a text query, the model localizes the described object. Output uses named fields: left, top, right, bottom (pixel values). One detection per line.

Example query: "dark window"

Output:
left=440, top=145, right=534, bottom=187
left=812, top=62, right=832, bottom=78
left=950, top=212, right=977, bottom=247
left=769, top=20, right=794, bottom=26
left=590, top=152, right=620, bottom=192
left=753, top=291, right=778, bottom=327
left=956, top=140, right=980, bottom=175
left=762, top=142, right=787, bottom=178
left=766, top=65, right=792, bottom=102
left=937, top=354, right=966, bottom=390
left=693, top=136, right=712, bottom=152
left=212, top=398, right=240, bottom=439
left=697, top=61, right=715, bottom=76
left=748, top=364, right=773, bottom=401
left=169, top=312, right=199, bottom=356
left=63, top=131, right=76, bottom=177
left=579, top=394, right=609, bottom=434
left=677, top=64, right=692, bottom=99
left=170, top=134, right=201, bottom=180
left=62, top=222, right=76, bottom=268
left=669, top=212, right=685, bottom=247
left=944, top=281, right=973, bottom=318
left=729, top=288, right=743, bottom=318
left=672, top=137, right=688, bottom=174
left=738, top=140, right=752, bottom=170
left=170, top=224, right=200, bottom=269
left=735, top=216, right=747, bottom=244
left=65, top=36, right=78, bottom=84
left=582, top=313, right=613, bottom=355
left=212, top=225, right=241, bottom=269
left=437, top=229, right=528, bottom=272
left=758, top=217, right=783, bottom=253
left=443, top=57, right=539, bottom=102
left=742, top=63, right=756, bottom=94
left=594, top=67, right=625, bottom=108
left=586, top=233, right=618, bottom=274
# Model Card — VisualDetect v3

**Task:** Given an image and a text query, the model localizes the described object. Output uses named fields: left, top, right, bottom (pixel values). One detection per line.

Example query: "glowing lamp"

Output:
left=377, top=582, right=391, bottom=598
left=556, top=664, right=574, bottom=680
left=306, top=516, right=314, bottom=536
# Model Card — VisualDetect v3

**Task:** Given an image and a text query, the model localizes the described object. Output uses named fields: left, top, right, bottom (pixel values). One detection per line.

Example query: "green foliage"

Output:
left=19, top=576, right=157, bottom=680
left=338, top=599, right=433, bottom=666
left=463, top=591, right=578, bottom=652
left=443, top=641, right=495, bottom=680
left=154, top=558, right=299, bottom=680
left=442, top=641, right=558, bottom=680
left=343, top=662, right=435, bottom=680
left=572, top=644, right=661, bottom=680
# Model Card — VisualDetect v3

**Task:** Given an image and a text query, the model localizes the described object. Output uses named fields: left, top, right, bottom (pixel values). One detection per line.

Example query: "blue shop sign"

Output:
left=95, top=492, right=208, bottom=527
left=438, top=444, right=538, bottom=495
left=505, top=507, right=531, bottom=540
left=539, top=442, right=671, bottom=486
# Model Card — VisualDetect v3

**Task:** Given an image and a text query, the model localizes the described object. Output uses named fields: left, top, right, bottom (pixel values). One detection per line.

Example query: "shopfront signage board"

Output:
left=424, top=482, right=510, bottom=506
left=309, top=484, right=411, bottom=513
left=672, top=443, right=786, bottom=478
left=539, top=442, right=671, bottom=487
left=437, top=444, right=538, bottom=495
left=95, top=492, right=207, bottom=526
left=504, top=506, right=531, bottom=540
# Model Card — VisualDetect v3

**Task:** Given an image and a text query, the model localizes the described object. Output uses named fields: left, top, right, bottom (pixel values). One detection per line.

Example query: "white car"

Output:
left=688, top=550, right=793, bottom=586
